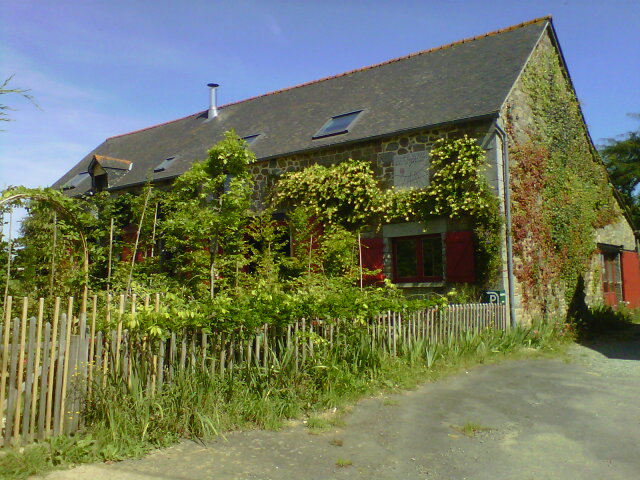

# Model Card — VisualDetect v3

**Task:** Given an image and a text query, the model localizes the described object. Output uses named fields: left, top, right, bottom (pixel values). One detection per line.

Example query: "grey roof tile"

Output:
left=53, top=18, right=548, bottom=194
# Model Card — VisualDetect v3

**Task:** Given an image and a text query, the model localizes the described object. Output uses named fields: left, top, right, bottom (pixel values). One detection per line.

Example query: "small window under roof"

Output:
left=154, top=156, right=176, bottom=173
left=313, top=110, right=362, bottom=139
left=62, top=172, right=90, bottom=190
left=242, top=134, right=260, bottom=145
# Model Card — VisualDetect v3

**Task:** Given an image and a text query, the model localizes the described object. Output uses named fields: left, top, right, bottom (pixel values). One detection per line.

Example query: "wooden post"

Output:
left=88, top=294, right=97, bottom=396
left=169, top=332, right=176, bottom=383
left=3, top=210, right=13, bottom=306
left=358, top=232, right=363, bottom=289
left=157, top=338, right=165, bottom=392
left=262, top=325, right=268, bottom=369
left=12, top=298, right=29, bottom=443
left=254, top=329, right=260, bottom=366
left=301, top=319, right=306, bottom=363
left=180, top=332, right=187, bottom=370
left=22, top=316, right=37, bottom=440
left=201, top=331, right=208, bottom=371
left=0, top=295, right=13, bottom=437
left=294, top=321, right=299, bottom=372
left=45, top=297, right=60, bottom=438
left=246, top=329, right=252, bottom=367
left=29, top=299, right=44, bottom=441
left=37, top=322, right=51, bottom=440
left=58, top=309, right=73, bottom=435
left=115, top=295, right=124, bottom=374
left=151, top=202, right=158, bottom=258
left=107, top=217, right=114, bottom=294
left=4, top=316, right=20, bottom=445
left=219, top=333, right=226, bottom=376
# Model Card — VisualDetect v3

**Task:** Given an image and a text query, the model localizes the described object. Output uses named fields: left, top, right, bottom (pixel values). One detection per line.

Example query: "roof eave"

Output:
left=254, top=112, right=500, bottom=163
left=104, top=112, right=500, bottom=193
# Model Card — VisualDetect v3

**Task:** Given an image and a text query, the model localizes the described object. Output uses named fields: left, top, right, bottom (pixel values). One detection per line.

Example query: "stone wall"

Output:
left=248, top=120, right=498, bottom=294
left=501, top=26, right=637, bottom=322
left=596, top=216, right=636, bottom=251
left=249, top=120, right=495, bottom=206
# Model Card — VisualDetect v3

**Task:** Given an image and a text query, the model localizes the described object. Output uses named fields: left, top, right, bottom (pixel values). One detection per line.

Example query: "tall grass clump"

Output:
left=0, top=319, right=570, bottom=479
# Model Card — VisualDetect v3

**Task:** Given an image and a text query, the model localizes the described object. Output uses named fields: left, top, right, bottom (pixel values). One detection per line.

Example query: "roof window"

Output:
left=313, top=110, right=362, bottom=139
left=242, top=134, right=260, bottom=145
left=62, top=172, right=90, bottom=190
left=154, top=156, right=177, bottom=173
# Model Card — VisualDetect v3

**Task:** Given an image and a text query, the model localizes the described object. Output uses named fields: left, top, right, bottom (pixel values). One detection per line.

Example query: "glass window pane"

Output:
left=396, top=238, right=418, bottom=278
left=423, top=237, right=442, bottom=277
left=154, top=156, right=176, bottom=173
left=314, top=111, right=361, bottom=138
left=242, top=134, right=260, bottom=145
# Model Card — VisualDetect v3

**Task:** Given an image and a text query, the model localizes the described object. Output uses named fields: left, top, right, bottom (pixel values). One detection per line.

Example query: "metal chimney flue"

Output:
left=207, top=83, right=219, bottom=119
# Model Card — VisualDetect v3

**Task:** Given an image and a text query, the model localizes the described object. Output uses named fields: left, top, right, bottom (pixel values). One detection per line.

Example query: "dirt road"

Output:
left=41, top=335, right=640, bottom=480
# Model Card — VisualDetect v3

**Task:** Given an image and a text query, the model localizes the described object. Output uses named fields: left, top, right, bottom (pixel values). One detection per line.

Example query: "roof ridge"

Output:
left=108, top=111, right=202, bottom=140
left=108, top=16, right=551, bottom=141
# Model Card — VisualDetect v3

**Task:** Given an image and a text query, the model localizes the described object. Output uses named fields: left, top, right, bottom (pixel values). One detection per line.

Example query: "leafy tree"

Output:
left=160, top=131, right=255, bottom=297
left=1, top=75, right=37, bottom=124
left=600, top=117, right=640, bottom=227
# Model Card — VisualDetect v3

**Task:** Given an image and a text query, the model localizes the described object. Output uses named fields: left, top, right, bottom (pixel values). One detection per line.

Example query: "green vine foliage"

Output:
left=1, top=133, right=500, bottom=335
left=426, top=136, right=492, bottom=218
left=274, top=160, right=382, bottom=230
left=159, top=131, right=255, bottom=294
left=0, top=187, right=94, bottom=298
left=510, top=46, right=618, bottom=311
left=274, top=136, right=503, bottom=288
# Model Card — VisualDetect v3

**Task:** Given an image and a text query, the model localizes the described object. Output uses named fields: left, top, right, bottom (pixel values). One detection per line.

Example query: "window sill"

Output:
left=395, top=281, right=445, bottom=288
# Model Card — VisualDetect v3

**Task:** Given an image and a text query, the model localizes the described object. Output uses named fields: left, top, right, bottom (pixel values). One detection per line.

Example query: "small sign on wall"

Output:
left=483, top=290, right=506, bottom=305
left=393, top=151, right=429, bottom=190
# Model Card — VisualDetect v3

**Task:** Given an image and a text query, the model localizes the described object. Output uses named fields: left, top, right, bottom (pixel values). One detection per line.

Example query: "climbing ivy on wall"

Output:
left=273, top=160, right=381, bottom=230
left=274, top=136, right=503, bottom=288
left=508, top=46, right=618, bottom=312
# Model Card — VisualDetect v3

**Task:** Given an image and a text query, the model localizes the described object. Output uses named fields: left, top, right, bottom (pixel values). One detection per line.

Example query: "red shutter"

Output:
left=360, top=237, right=385, bottom=285
left=445, top=231, right=475, bottom=283
left=621, top=250, right=640, bottom=308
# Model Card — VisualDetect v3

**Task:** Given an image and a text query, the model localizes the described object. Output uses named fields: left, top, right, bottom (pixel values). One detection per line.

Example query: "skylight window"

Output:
left=154, top=156, right=176, bottom=173
left=62, top=172, right=89, bottom=190
left=242, top=134, right=260, bottom=145
left=313, top=110, right=362, bottom=139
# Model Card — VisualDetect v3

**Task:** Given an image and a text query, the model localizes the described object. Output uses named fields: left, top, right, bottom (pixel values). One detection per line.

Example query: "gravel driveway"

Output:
left=40, top=330, right=640, bottom=480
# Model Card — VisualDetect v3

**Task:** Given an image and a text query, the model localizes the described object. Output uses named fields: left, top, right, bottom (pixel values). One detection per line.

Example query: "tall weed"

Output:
left=1, top=319, right=569, bottom=479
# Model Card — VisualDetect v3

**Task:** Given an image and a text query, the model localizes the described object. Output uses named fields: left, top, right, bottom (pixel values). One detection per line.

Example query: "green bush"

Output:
left=572, top=304, right=634, bottom=339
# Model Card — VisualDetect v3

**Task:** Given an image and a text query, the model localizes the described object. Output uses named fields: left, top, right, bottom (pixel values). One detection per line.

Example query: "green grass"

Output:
left=0, top=319, right=571, bottom=479
left=452, top=421, right=492, bottom=437
left=306, top=414, right=346, bottom=434
left=335, top=457, right=352, bottom=467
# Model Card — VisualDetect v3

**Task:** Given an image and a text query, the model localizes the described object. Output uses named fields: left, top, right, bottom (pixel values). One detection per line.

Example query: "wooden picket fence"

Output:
left=0, top=293, right=507, bottom=448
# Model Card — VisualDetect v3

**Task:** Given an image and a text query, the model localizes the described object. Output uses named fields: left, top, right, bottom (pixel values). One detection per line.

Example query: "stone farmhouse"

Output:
left=53, top=17, right=640, bottom=324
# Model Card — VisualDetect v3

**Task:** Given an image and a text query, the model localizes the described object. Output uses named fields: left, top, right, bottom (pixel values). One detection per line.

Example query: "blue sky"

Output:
left=1, top=0, right=639, bottom=194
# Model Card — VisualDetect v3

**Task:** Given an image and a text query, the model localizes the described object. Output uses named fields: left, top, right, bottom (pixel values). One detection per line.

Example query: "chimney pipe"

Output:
left=207, top=83, right=219, bottom=118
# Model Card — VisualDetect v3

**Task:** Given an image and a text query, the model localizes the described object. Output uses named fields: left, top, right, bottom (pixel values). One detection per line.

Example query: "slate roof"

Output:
left=53, top=17, right=550, bottom=194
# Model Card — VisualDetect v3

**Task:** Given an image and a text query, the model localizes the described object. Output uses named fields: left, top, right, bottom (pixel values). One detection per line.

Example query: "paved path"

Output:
left=41, top=335, right=640, bottom=480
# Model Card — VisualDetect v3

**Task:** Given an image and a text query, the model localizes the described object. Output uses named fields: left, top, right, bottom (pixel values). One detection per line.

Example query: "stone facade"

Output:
left=247, top=120, right=498, bottom=297
left=249, top=120, right=495, bottom=206
left=501, top=28, right=638, bottom=322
